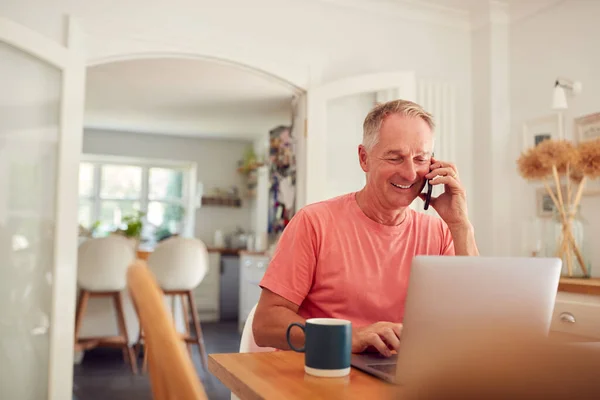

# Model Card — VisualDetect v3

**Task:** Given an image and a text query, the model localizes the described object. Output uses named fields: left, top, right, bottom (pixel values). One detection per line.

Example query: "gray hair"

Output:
left=362, top=99, right=435, bottom=150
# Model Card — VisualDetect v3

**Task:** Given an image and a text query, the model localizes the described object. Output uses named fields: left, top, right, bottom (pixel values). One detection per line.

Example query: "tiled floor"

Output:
left=73, top=321, right=241, bottom=400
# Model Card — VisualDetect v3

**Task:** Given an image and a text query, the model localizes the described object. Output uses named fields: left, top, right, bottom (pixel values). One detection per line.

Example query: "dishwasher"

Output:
left=219, top=255, right=240, bottom=321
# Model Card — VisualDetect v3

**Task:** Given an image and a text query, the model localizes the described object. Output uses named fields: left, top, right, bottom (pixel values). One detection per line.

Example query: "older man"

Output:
left=253, top=99, right=479, bottom=356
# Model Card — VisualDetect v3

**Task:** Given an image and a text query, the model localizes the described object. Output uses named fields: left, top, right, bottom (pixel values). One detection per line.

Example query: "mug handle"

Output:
left=286, top=323, right=305, bottom=352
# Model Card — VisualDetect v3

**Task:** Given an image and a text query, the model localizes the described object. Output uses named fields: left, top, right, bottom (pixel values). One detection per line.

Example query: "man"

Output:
left=253, top=99, right=479, bottom=356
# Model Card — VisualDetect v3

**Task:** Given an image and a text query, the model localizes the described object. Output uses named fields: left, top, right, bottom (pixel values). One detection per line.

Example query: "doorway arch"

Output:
left=87, top=51, right=307, bottom=95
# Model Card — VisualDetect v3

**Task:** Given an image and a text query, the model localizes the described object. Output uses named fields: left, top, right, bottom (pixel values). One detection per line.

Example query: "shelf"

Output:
left=558, top=277, right=600, bottom=296
left=237, top=162, right=265, bottom=174
left=201, top=196, right=242, bottom=208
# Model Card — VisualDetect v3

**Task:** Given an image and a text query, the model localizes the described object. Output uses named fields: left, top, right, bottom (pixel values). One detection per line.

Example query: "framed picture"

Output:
left=522, top=114, right=562, bottom=151
left=574, top=112, right=600, bottom=143
left=536, top=185, right=570, bottom=218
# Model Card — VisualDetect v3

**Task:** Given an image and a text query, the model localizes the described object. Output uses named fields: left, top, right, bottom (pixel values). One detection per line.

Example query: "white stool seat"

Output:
left=147, top=237, right=208, bottom=291
left=78, top=235, right=135, bottom=291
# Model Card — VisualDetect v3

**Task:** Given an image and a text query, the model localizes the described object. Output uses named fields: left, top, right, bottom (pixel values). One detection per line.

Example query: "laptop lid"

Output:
left=395, top=256, right=562, bottom=385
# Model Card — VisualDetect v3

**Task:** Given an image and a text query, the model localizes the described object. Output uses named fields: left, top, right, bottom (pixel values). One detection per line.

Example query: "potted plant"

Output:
left=113, top=210, right=146, bottom=249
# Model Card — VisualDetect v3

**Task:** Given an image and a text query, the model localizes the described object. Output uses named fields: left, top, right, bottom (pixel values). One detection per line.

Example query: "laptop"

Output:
left=350, top=256, right=562, bottom=384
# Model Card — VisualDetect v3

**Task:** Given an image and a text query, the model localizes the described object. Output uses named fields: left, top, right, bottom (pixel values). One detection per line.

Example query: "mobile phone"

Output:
left=423, top=153, right=434, bottom=210
left=423, top=179, right=433, bottom=210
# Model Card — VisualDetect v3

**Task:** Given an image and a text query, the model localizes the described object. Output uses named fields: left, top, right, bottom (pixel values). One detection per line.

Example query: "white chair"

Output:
left=232, top=303, right=275, bottom=400
left=239, top=303, right=275, bottom=353
left=145, top=237, right=209, bottom=371
left=74, top=235, right=138, bottom=374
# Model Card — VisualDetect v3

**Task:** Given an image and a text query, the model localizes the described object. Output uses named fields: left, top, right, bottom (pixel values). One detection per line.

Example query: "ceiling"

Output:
left=400, top=0, right=561, bottom=22
left=85, top=58, right=297, bottom=140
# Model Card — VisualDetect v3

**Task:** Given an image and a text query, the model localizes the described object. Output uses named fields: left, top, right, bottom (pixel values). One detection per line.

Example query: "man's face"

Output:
left=358, top=114, right=434, bottom=209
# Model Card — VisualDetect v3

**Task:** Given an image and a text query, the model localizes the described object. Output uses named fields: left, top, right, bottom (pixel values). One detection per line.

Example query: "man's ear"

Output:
left=358, top=145, right=369, bottom=172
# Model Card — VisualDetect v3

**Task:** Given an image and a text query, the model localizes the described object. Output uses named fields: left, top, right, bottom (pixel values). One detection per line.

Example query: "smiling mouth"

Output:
left=391, top=182, right=413, bottom=189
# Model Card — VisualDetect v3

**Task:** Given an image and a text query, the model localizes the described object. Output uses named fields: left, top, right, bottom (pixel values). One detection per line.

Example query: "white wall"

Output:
left=509, top=0, right=600, bottom=274
left=82, top=128, right=255, bottom=245
left=2, top=0, right=474, bottom=200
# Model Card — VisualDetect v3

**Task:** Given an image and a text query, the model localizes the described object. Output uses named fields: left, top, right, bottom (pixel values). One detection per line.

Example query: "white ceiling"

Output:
left=398, top=0, right=561, bottom=22
left=85, top=58, right=297, bottom=140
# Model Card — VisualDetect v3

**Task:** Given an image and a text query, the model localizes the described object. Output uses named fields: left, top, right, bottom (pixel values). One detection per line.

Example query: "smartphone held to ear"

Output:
left=423, top=154, right=434, bottom=210
left=423, top=180, right=432, bottom=210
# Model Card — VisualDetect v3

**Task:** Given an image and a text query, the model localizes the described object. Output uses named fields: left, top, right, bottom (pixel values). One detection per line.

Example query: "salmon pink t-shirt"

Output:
left=259, top=192, right=455, bottom=327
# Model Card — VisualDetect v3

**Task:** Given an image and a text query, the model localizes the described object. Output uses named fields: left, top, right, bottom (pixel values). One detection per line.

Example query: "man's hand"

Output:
left=419, top=157, right=479, bottom=256
left=419, top=157, right=469, bottom=227
left=352, top=322, right=403, bottom=357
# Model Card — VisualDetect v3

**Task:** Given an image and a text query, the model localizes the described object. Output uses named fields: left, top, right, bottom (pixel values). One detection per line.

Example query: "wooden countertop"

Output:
left=558, top=277, right=600, bottom=296
left=136, top=247, right=269, bottom=260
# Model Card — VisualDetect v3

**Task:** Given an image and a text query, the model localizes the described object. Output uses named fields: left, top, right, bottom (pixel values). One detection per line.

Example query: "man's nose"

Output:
left=398, top=161, right=418, bottom=182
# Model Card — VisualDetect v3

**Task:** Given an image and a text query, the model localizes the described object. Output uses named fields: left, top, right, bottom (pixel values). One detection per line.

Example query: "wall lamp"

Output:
left=552, top=77, right=582, bottom=110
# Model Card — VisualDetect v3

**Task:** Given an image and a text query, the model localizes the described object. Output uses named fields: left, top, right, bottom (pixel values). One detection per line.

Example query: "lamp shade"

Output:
left=552, top=85, right=568, bottom=110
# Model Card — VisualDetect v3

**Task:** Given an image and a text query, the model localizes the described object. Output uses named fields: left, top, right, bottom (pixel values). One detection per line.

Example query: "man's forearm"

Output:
left=449, top=221, right=479, bottom=256
left=253, top=305, right=306, bottom=349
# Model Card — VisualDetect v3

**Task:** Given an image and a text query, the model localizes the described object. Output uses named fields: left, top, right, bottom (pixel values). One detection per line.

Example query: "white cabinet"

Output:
left=239, top=254, right=270, bottom=331
left=550, top=292, right=600, bottom=339
left=194, top=252, right=220, bottom=322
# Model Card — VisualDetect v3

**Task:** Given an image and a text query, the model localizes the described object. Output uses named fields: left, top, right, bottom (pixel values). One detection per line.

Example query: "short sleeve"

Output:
left=259, top=210, right=319, bottom=306
left=440, top=221, right=455, bottom=256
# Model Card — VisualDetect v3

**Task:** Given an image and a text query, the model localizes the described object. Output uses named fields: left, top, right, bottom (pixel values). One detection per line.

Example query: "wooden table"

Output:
left=209, top=351, right=399, bottom=400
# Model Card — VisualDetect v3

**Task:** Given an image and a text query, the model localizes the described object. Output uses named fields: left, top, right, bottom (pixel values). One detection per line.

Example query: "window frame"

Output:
left=79, top=154, right=198, bottom=238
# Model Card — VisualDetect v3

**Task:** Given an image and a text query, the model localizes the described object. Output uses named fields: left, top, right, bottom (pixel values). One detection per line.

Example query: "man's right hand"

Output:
left=351, top=322, right=403, bottom=357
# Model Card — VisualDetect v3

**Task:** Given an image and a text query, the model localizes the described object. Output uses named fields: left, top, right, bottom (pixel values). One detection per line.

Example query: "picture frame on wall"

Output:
left=536, top=186, right=563, bottom=218
left=574, top=112, right=600, bottom=143
left=522, top=114, right=562, bottom=152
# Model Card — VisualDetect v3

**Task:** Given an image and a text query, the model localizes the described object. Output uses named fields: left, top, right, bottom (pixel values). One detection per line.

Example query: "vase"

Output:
left=544, top=205, right=590, bottom=278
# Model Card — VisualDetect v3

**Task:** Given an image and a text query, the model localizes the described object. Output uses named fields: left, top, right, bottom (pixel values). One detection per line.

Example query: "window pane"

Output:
left=149, top=168, right=183, bottom=200
left=78, top=200, right=93, bottom=229
left=79, top=162, right=94, bottom=197
left=98, top=200, right=141, bottom=234
left=148, top=201, right=185, bottom=233
left=100, top=164, right=142, bottom=199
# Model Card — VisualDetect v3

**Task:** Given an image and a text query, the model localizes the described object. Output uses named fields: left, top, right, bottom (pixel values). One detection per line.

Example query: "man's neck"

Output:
left=355, top=188, right=408, bottom=226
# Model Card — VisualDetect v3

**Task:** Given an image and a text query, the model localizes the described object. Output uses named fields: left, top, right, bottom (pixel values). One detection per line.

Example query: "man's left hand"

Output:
left=419, top=157, right=469, bottom=227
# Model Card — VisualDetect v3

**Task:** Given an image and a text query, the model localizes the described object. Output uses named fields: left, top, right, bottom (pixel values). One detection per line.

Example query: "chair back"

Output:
left=147, top=237, right=208, bottom=290
left=127, top=260, right=208, bottom=400
left=77, top=235, right=135, bottom=291
left=240, top=304, right=275, bottom=353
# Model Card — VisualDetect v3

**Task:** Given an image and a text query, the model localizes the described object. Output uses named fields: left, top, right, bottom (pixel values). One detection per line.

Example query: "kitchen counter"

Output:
left=558, top=277, right=600, bottom=296
left=136, top=247, right=268, bottom=260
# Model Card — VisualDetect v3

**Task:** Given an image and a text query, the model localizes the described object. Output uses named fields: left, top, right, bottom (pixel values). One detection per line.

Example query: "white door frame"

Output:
left=303, top=71, right=416, bottom=207
left=0, top=15, right=86, bottom=400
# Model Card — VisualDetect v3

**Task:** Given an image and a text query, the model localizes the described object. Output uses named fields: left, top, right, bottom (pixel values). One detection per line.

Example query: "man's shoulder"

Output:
left=298, top=192, right=355, bottom=220
left=409, top=209, right=449, bottom=232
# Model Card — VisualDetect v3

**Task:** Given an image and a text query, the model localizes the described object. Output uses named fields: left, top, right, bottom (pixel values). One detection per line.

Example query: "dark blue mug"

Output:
left=286, top=318, right=352, bottom=377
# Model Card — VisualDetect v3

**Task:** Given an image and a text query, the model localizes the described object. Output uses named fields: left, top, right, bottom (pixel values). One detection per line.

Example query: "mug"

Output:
left=286, top=318, right=352, bottom=377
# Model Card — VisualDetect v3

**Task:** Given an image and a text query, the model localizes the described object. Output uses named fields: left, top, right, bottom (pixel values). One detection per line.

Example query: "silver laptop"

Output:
left=350, top=256, right=562, bottom=384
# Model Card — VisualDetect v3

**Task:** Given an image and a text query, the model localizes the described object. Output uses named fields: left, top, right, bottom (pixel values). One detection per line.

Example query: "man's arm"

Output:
left=252, top=289, right=306, bottom=349
left=253, top=288, right=402, bottom=356
left=448, top=221, right=479, bottom=256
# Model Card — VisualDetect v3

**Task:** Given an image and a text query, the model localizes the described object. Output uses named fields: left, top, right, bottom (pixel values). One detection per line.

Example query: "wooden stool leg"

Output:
left=113, top=292, right=138, bottom=374
left=180, top=294, right=193, bottom=356
left=74, top=290, right=90, bottom=347
left=186, top=290, right=208, bottom=370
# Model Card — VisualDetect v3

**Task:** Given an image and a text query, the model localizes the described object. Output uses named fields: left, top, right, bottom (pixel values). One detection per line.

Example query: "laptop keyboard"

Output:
left=369, top=363, right=397, bottom=374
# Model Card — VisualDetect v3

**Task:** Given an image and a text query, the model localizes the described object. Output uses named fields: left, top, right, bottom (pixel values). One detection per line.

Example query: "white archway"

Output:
left=87, top=51, right=306, bottom=95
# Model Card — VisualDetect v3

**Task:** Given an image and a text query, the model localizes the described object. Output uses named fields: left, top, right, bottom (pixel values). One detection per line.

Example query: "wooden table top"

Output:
left=208, top=351, right=399, bottom=400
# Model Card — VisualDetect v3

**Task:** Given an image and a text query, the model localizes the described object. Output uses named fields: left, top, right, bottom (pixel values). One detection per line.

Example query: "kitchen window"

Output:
left=78, top=155, right=197, bottom=243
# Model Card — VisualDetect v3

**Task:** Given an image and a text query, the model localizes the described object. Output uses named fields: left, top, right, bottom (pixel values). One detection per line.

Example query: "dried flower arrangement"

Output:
left=517, top=138, right=600, bottom=277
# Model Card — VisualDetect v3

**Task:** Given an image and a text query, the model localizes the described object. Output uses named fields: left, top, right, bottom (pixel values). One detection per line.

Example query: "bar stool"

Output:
left=142, top=237, right=209, bottom=371
left=74, top=235, right=138, bottom=374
